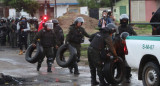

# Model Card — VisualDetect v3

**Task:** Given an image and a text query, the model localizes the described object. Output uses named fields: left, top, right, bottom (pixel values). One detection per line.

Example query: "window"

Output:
left=120, top=6, right=126, bottom=15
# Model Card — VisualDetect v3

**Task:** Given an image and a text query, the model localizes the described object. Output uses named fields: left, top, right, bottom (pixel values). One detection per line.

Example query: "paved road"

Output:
left=0, top=46, right=143, bottom=86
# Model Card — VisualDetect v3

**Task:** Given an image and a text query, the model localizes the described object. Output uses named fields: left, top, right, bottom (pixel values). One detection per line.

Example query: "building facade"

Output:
left=113, top=0, right=160, bottom=22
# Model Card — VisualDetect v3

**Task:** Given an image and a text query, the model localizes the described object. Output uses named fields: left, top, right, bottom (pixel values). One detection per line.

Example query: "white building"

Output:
left=8, top=0, right=89, bottom=19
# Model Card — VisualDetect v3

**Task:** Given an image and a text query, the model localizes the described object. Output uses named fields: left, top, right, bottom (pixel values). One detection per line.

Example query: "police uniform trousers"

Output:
left=37, top=47, right=54, bottom=69
left=19, top=35, right=28, bottom=50
left=10, top=32, right=17, bottom=48
left=69, top=43, right=81, bottom=73
left=88, top=46, right=104, bottom=83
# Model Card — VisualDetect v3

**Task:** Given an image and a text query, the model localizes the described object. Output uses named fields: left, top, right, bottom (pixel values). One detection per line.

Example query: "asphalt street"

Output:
left=0, top=46, right=143, bottom=86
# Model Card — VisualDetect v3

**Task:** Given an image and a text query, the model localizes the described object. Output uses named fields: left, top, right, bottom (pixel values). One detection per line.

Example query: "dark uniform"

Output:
left=33, top=28, right=57, bottom=72
left=17, top=17, right=30, bottom=55
left=118, top=25, right=137, bottom=36
left=10, top=20, right=17, bottom=48
left=88, top=24, right=118, bottom=86
left=53, top=23, right=64, bottom=60
left=0, top=19, right=7, bottom=46
left=54, top=25, right=64, bottom=46
left=6, top=19, right=11, bottom=44
left=114, top=14, right=137, bottom=83
left=66, top=23, right=90, bottom=74
left=28, top=19, right=38, bottom=45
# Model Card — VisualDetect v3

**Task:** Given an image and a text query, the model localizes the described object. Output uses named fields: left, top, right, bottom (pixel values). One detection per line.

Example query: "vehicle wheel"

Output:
left=56, top=44, right=77, bottom=68
left=142, top=62, right=160, bottom=86
left=103, top=57, right=124, bottom=84
left=25, top=42, right=43, bottom=63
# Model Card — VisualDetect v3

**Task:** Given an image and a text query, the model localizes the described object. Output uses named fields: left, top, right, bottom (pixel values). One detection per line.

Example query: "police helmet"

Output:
left=21, top=16, right=27, bottom=20
left=74, top=17, right=84, bottom=24
left=103, top=23, right=118, bottom=33
left=120, top=14, right=129, bottom=25
left=52, top=19, right=59, bottom=24
left=0, top=17, right=6, bottom=23
left=33, top=17, right=37, bottom=20
left=120, top=14, right=129, bottom=20
left=120, top=32, right=129, bottom=40
left=44, top=20, right=53, bottom=29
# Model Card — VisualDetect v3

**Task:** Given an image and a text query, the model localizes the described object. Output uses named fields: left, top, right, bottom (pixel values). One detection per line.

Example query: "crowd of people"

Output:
left=0, top=10, right=138, bottom=86
left=0, top=16, right=38, bottom=50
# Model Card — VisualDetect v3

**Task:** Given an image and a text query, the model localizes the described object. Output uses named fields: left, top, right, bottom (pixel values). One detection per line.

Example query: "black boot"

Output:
left=90, top=68, right=99, bottom=85
left=125, top=66, right=132, bottom=83
left=98, top=73, right=109, bottom=86
left=91, top=80, right=99, bottom=86
left=37, top=63, right=41, bottom=71
left=68, top=66, right=73, bottom=73
left=47, top=62, right=52, bottom=72
left=74, top=63, right=80, bottom=75
left=47, top=67, right=52, bottom=72
left=47, top=57, right=53, bottom=72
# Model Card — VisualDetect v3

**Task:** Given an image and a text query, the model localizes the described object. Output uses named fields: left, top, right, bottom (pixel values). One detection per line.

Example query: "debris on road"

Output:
left=0, top=73, right=24, bottom=85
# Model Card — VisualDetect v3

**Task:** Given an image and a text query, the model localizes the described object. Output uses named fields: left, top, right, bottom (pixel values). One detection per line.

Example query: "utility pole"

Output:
left=111, top=0, right=113, bottom=12
left=44, top=0, right=47, bottom=15
left=54, top=0, right=57, bottom=18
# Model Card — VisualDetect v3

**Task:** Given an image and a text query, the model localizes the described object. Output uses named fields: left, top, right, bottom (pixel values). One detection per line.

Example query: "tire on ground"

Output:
left=25, top=42, right=43, bottom=63
left=142, top=62, right=160, bottom=86
left=103, top=57, right=124, bottom=84
left=56, top=44, right=77, bottom=68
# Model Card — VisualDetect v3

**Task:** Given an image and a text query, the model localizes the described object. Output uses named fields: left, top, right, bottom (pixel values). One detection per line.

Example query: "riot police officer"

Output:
left=32, top=20, right=57, bottom=72
left=52, top=19, right=64, bottom=61
left=66, top=17, right=90, bottom=75
left=118, top=14, right=137, bottom=35
left=10, top=19, right=17, bottom=48
left=28, top=18, right=38, bottom=45
left=0, top=18, right=7, bottom=46
left=88, top=23, right=118, bottom=86
left=115, top=14, right=137, bottom=83
left=17, top=16, right=30, bottom=55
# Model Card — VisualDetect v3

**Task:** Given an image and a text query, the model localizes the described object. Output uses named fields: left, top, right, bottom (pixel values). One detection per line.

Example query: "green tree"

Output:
left=88, top=0, right=99, bottom=8
left=3, top=0, right=39, bottom=17
left=78, top=0, right=88, bottom=6
left=100, top=0, right=111, bottom=7
left=23, top=0, right=39, bottom=17
left=78, top=0, right=111, bottom=8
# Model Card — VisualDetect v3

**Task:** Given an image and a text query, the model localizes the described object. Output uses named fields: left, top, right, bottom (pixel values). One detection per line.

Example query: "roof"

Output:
left=52, top=0, right=78, bottom=3
left=51, top=0, right=79, bottom=6
left=35, top=0, right=79, bottom=6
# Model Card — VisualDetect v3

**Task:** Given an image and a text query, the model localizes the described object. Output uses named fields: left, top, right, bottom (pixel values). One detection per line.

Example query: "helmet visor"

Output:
left=45, top=22, right=53, bottom=29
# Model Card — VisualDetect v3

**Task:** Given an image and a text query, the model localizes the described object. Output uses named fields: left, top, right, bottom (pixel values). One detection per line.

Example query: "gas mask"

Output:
left=120, top=14, right=129, bottom=27
left=120, top=19, right=128, bottom=27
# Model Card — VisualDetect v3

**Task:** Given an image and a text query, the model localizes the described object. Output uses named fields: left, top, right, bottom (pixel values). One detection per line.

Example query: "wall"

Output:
left=131, top=1, right=145, bottom=22
left=145, top=0, right=157, bottom=22
left=9, top=9, right=16, bottom=18
left=80, top=6, right=88, bottom=16
left=68, top=5, right=80, bottom=13
left=113, top=0, right=129, bottom=21
left=57, top=5, right=69, bottom=18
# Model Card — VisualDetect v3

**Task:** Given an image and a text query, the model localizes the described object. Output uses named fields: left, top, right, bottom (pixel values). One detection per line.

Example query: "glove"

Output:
left=32, top=43, right=36, bottom=47
left=113, top=57, right=119, bottom=63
